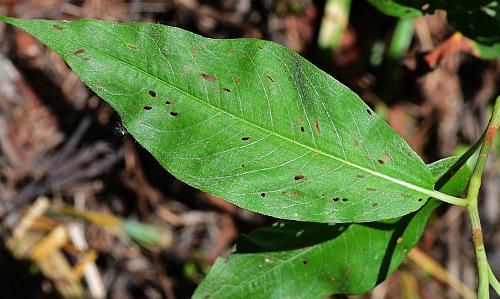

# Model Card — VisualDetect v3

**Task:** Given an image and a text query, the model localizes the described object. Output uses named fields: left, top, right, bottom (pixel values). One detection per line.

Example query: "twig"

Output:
left=408, top=248, right=476, bottom=299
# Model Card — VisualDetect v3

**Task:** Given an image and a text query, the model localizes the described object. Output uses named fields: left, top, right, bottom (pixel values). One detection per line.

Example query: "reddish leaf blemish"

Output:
left=235, top=76, right=241, bottom=84
left=202, top=73, right=217, bottom=82
left=378, top=159, right=385, bottom=165
left=52, top=24, right=63, bottom=30
left=83, top=57, right=91, bottom=61
left=315, top=120, right=321, bottom=134
left=291, top=191, right=300, bottom=196
left=73, top=49, right=85, bottom=55
left=229, top=48, right=235, bottom=54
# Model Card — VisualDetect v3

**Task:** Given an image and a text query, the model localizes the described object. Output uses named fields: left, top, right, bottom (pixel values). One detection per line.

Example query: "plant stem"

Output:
left=466, top=95, right=500, bottom=299
left=488, top=264, right=500, bottom=295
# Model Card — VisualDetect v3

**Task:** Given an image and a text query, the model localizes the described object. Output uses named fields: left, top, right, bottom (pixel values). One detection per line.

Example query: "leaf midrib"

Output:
left=63, top=21, right=435, bottom=197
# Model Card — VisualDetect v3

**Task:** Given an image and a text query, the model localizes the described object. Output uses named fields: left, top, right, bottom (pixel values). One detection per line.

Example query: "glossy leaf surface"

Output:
left=0, top=17, right=438, bottom=222
left=193, top=157, right=471, bottom=298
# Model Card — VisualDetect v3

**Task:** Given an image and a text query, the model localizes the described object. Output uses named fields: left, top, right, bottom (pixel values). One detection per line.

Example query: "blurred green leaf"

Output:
left=367, top=0, right=500, bottom=58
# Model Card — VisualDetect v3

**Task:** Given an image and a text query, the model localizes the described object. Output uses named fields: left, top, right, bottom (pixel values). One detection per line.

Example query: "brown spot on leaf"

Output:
left=407, top=152, right=413, bottom=157
left=162, top=48, right=168, bottom=55
left=356, top=174, right=365, bottom=179
left=383, top=153, right=392, bottom=160
left=315, top=120, right=320, bottom=134
left=127, top=44, right=138, bottom=50
left=400, top=192, right=410, bottom=197
left=418, top=198, right=423, bottom=202
left=332, top=197, right=340, bottom=202
left=378, top=159, right=385, bottom=165
left=235, top=76, right=240, bottom=84
left=98, top=82, right=104, bottom=88
left=260, top=192, right=266, bottom=197
left=367, top=188, right=377, bottom=192
left=298, top=115, right=303, bottom=122
left=294, top=175, right=305, bottom=181
left=257, top=45, right=263, bottom=50
left=170, top=111, right=179, bottom=117
left=291, top=191, right=300, bottom=196
left=52, top=24, right=63, bottom=30
left=302, top=258, right=308, bottom=265
left=143, top=106, right=152, bottom=110
left=365, top=155, right=372, bottom=161
left=372, top=203, right=379, bottom=208
left=300, top=126, right=305, bottom=133
left=165, top=100, right=172, bottom=106
left=241, top=164, right=245, bottom=168
left=267, top=75, right=274, bottom=83
left=183, top=64, right=188, bottom=74
left=191, top=50, right=198, bottom=55
left=202, top=73, right=217, bottom=82
left=83, top=57, right=91, bottom=61
left=148, top=90, right=157, bottom=97
left=223, top=87, right=231, bottom=93
left=229, top=48, right=235, bottom=54
left=73, top=49, right=85, bottom=55
left=342, top=198, right=349, bottom=202
left=241, top=136, right=251, bottom=141
left=397, top=237, right=403, bottom=244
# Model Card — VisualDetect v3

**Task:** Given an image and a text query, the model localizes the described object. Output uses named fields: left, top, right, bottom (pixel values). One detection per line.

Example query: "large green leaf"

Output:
left=193, top=157, right=471, bottom=298
left=367, top=0, right=500, bottom=58
left=0, top=17, right=441, bottom=222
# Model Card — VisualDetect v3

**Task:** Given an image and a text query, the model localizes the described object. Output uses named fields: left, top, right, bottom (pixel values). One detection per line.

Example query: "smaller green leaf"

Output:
left=193, top=157, right=470, bottom=299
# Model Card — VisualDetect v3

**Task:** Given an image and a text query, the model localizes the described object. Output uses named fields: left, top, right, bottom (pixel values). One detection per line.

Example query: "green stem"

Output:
left=466, top=95, right=500, bottom=299
left=489, top=264, right=500, bottom=295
